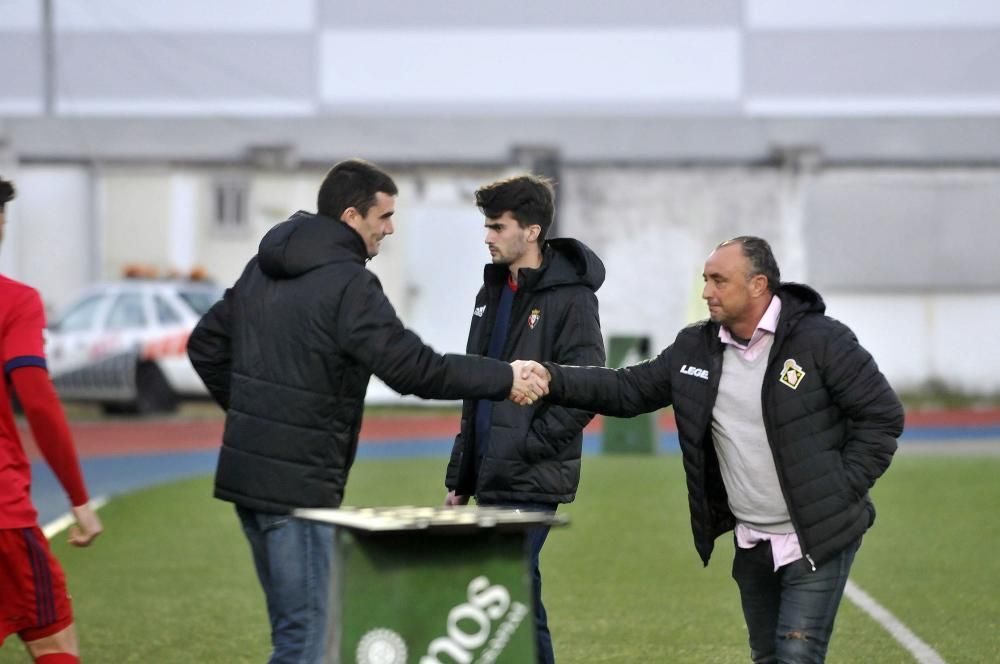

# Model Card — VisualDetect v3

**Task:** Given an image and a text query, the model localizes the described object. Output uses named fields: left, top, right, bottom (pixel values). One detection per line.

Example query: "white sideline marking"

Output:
left=42, top=496, right=109, bottom=540
left=845, top=579, right=948, bottom=664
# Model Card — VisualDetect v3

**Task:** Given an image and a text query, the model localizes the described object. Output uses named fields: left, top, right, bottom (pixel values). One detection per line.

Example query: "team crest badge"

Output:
left=779, top=358, right=805, bottom=390
left=528, top=308, right=541, bottom=330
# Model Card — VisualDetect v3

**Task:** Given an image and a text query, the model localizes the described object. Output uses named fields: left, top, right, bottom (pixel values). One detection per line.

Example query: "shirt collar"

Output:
left=719, top=294, right=781, bottom=348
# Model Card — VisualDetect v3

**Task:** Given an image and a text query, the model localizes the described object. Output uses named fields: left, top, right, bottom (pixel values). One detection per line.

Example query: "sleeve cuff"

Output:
left=4, top=355, right=47, bottom=377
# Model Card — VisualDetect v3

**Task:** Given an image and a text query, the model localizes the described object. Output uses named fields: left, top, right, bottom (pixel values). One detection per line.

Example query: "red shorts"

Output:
left=0, top=526, right=73, bottom=645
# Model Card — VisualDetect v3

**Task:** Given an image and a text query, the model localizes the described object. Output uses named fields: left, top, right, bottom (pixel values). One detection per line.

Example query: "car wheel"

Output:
left=134, top=363, right=179, bottom=414
left=101, top=402, right=133, bottom=416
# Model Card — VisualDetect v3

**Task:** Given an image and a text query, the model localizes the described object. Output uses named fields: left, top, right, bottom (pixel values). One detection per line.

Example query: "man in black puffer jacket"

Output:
left=444, top=174, right=605, bottom=664
left=187, top=159, right=548, bottom=664
left=531, top=236, right=903, bottom=664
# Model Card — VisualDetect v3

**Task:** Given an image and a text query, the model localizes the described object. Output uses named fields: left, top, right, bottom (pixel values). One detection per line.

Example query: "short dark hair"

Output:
left=475, top=174, right=555, bottom=243
left=718, top=236, right=781, bottom=292
left=0, top=176, right=14, bottom=209
left=317, top=158, right=397, bottom=219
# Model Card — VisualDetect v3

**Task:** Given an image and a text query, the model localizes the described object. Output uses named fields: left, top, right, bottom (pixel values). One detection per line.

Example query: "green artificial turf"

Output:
left=1, top=477, right=270, bottom=662
left=2, top=454, right=996, bottom=662
left=840, top=456, right=1000, bottom=664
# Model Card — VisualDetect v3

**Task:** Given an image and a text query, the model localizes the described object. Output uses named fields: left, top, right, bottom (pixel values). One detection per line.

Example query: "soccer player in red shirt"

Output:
left=0, top=176, right=102, bottom=663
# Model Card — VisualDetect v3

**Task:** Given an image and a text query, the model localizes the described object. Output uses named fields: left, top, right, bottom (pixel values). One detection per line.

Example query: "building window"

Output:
left=212, top=178, right=249, bottom=231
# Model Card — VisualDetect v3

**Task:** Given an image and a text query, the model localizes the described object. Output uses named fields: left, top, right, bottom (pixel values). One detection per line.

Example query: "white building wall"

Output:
left=10, top=162, right=998, bottom=397
left=824, top=293, right=1000, bottom=393
left=101, top=172, right=174, bottom=279
left=561, top=167, right=810, bottom=356
left=560, top=166, right=1000, bottom=393
left=6, top=166, right=92, bottom=315
left=100, top=167, right=325, bottom=288
left=167, top=174, right=198, bottom=274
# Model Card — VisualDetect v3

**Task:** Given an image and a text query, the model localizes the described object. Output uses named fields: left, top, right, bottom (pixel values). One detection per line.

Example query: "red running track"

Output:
left=18, top=413, right=643, bottom=458
left=18, top=408, right=1000, bottom=460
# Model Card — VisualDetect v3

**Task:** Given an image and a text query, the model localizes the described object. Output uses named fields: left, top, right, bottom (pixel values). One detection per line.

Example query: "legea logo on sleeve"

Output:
left=679, top=364, right=709, bottom=380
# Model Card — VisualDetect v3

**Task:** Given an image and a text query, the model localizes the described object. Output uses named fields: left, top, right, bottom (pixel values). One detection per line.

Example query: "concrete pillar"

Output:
left=771, top=145, right=822, bottom=284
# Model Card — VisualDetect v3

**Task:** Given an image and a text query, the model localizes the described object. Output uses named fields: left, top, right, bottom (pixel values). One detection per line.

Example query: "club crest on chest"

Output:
left=779, top=358, right=805, bottom=390
left=528, top=308, right=541, bottom=330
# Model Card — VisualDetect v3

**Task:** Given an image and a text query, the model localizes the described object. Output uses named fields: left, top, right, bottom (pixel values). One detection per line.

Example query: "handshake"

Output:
left=508, top=360, right=552, bottom=406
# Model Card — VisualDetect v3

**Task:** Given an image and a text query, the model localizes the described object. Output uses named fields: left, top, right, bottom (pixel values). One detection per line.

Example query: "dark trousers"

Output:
left=479, top=501, right=557, bottom=664
left=732, top=537, right=861, bottom=664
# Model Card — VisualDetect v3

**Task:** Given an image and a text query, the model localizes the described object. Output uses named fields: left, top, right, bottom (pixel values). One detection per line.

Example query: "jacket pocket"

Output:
left=865, top=499, right=876, bottom=527
left=832, top=453, right=861, bottom=502
left=840, top=457, right=869, bottom=499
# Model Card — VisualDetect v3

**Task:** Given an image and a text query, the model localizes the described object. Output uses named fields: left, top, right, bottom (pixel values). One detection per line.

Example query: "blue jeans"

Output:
left=479, top=501, right=557, bottom=664
left=236, top=506, right=335, bottom=664
left=732, top=537, right=861, bottom=664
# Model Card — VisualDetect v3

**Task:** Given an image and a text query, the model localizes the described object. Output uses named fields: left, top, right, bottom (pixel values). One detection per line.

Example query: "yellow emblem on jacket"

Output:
left=779, top=358, right=805, bottom=390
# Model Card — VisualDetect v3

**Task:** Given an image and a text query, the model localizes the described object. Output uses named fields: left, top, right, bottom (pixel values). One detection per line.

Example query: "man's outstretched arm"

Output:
left=338, top=270, right=549, bottom=403
left=533, top=346, right=675, bottom=417
left=11, top=366, right=102, bottom=546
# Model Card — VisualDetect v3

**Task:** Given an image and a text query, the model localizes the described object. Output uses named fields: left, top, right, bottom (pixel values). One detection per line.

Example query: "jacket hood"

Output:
left=485, top=237, right=605, bottom=292
left=776, top=282, right=826, bottom=319
left=258, top=211, right=367, bottom=279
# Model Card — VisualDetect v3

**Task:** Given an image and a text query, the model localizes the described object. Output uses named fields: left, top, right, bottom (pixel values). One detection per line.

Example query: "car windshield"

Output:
left=178, top=289, right=222, bottom=316
left=106, top=293, right=148, bottom=330
left=55, top=294, right=107, bottom=332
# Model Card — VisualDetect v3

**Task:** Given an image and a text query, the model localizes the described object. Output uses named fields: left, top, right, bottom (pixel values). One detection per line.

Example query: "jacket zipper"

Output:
left=760, top=330, right=816, bottom=572
left=701, top=333, right=725, bottom=559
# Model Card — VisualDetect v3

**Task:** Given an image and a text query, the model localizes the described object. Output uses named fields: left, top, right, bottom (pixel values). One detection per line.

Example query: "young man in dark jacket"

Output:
left=528, top=236, right=903, bottom=663
left=444, top=174, right=605, bottom=664
left=187, top=159, right=547, bottom=664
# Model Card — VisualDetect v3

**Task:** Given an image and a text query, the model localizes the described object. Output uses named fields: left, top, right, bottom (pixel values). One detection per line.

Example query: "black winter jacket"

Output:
left=445, top=239, right=606, bottom=504
left=188, top=211, right=514, bottom=514
left=545, top=283, right=903, bottom=567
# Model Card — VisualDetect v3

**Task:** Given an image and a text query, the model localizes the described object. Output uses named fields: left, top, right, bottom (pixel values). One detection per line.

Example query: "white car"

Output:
left=45, top=279, right=223, bottom=413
